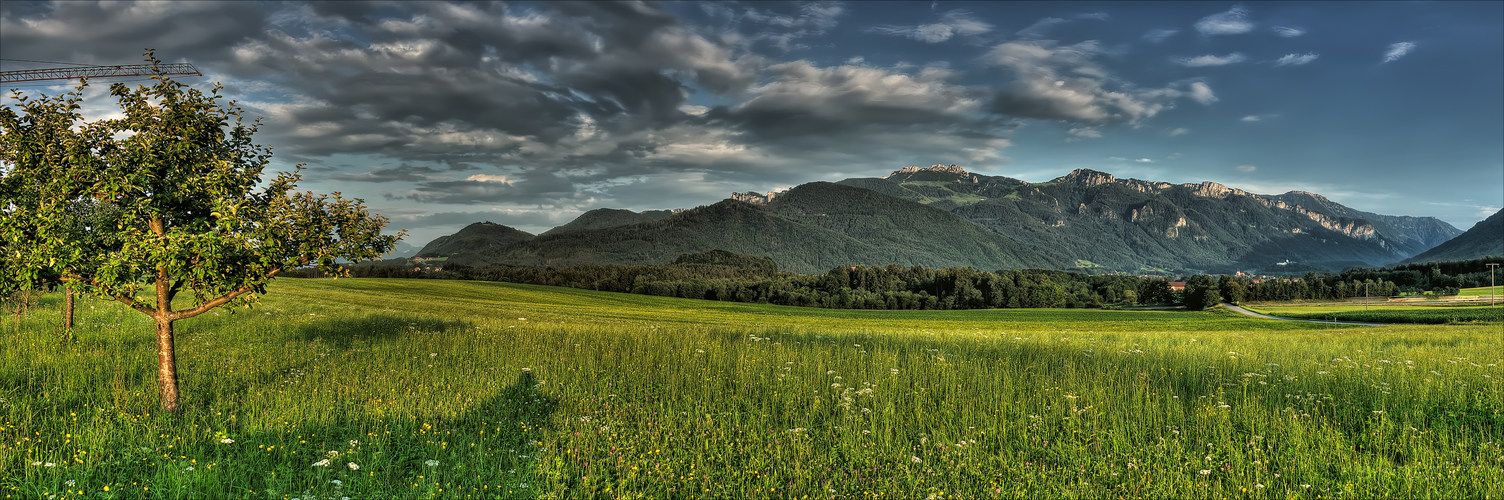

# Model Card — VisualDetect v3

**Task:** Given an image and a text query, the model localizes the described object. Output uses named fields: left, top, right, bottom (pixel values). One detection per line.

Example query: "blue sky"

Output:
left=2, top=1, right=1500, bottom=246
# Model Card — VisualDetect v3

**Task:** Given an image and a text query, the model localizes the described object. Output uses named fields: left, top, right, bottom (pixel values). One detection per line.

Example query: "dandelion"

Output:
left=425, top=459, right=440, bottom=467
left=219, top=438, right=234, bottom=444
left=347, top=462, right=360, bottom=471
left=312, top=459, right=331, bottom=467
left=910, top=456, right=923, bottom=463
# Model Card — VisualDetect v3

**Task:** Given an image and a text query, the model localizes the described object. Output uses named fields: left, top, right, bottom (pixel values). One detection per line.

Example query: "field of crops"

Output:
left=5, top=278, right=1502, bottom=499
left=1249, top=301, right=1504, bottom=324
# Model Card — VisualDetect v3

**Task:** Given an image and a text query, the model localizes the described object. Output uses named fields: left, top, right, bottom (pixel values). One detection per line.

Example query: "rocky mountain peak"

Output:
left=887, top=163, right=971, bottom=177
left=1052, top=169, right=1118, bottom=187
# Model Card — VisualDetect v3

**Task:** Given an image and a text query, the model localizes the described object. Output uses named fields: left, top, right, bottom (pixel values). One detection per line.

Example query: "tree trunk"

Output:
left=62, top=285, right=75, bottom=339
left=155, top=317, right=181, bottom=412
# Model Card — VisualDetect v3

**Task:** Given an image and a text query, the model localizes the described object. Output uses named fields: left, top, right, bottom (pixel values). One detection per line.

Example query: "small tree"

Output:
left=0, top=53, right=401, bottom=411
left=1182, top=275, right=1221, bottom=311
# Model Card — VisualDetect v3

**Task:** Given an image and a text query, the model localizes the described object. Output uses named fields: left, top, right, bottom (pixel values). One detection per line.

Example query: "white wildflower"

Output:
left=1199, top=469, right=1211, bottom=475
left=425, top=459, right=440, bottom=467
left=65, top=480, right=76, bottom=487
left=312, top=459, right=331, bottom=467
left=219, top=438, right=234, bottom=444
left=347, top=462, right=360, bottom=471
left=910, top=456, right=923, bottom=463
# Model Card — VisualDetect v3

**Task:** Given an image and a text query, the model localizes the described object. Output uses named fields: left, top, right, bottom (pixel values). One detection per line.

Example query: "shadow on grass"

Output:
left=295, top=314, right=475, bottom=349
left=220, top=370, right=558, bottom=499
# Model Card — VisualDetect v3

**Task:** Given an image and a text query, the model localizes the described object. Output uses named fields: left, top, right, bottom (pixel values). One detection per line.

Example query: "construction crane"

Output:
left=0, top=62, right=201, bottom=85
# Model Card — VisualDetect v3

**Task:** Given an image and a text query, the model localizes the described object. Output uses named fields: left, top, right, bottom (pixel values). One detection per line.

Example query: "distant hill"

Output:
left=415, top=222, right=533, bottom=259
left=540, top=208, right=676, bottom=236
left=408, top=165, right=1462, bottom=274
left=839, top=166, right=1460, bottom=273
left=1405, top=209, right=1503, bottom=263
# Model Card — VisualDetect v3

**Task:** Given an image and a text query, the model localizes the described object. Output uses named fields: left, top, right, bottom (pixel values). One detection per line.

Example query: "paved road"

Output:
left=1222, top=303, right=1385, bottom=327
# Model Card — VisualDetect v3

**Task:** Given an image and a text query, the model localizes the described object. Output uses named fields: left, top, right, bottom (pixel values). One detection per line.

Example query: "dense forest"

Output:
left=311, top=251, right=1503, bottom=311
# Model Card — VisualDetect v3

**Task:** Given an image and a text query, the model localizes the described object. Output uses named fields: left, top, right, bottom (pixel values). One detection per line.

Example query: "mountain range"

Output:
left=409, top=165, right=1473, bottom=274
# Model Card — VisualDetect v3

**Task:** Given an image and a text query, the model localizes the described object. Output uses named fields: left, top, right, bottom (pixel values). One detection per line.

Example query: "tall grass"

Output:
left=4, top=279, right=1501, bottom=498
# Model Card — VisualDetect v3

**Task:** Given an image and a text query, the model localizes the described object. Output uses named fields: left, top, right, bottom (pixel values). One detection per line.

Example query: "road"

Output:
left=1221, top=303, right=1385, bottom=327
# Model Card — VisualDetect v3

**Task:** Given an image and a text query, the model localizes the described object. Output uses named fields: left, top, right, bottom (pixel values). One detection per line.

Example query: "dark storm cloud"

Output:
left=0, top=1, right=270, bottom=65
left=329, top=164, right=444, bottom=183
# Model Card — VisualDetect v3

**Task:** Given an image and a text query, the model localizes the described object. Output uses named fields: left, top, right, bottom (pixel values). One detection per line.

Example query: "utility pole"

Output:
left=1489, top=263, right=1499, bottom=306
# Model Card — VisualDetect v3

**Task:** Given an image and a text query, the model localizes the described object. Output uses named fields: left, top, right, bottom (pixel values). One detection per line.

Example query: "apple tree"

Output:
left=0, top=55, right=401, bottom=411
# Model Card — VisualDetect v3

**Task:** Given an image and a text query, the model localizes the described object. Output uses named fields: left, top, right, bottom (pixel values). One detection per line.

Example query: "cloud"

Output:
left=1241, top=115, right=1262, bottom=122
left=331, top=164, right=445, bottom=183
left=1272, top=26, right=1305, bottom=37
left=1135, top=158, right=1154, bottom=163
left=1178, top=53, right=1247, bottom=67
left=1236, top=164, right=1257, bottom=173
left=1067, top=127, right=1102, bottom=140
left=1478, top=206, right=1502, bottom=218
left=1168, top=128, right=1190, bottom=137
left=869, top=9, right=991, bottom=43
left=985, top=40, right=1191, bottom=124
left=1274, top=52, right=1319, bottom=66
left=1383, top=41, right=1416, bottom=63
left=1195, top=6, right=1253, bottom=35
left=1142, top=28, right=1179, bottom=43
left=1164, top=152, right=1183, bottom=160
left=1016, top=17, right=1067, bottom=38
left=1188, top=82, right=1217, bottom=105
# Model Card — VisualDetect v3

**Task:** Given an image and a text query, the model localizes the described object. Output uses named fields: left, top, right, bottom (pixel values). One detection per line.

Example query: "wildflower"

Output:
left=890, top=368, right=900, bottom=375
left=425, top=459, right=440, bottom=467
left=910, top=456, right=923, bottom=463
left=30, top=461, right=41, bottom=466
left=219, top=438, right=234, bottom=444
left=1199, top=470, right=1211, bottom=475
left=1301, top=484, right=1312, bottom=489
left=331, top=479, right=343, bottom=486
left=349, top=439, right=359, bottom=447
left=1255, top=483, right=1265, bottom=489
left=312, top=459, right=331, bottom=467
left=184, top=466, right=195, bottom=472
left=65, top=480, right=76, bottom=487
left=429, top=352, right=437, bottom=357
left=327, top=450, right=341, bottom=458
left=44, top=462, right=56, bottom=467
left=521, top=367, right=532, bottom=372
left=348, top=462, right=360, bottom=470
left=826, top=370, right=837, bottom=375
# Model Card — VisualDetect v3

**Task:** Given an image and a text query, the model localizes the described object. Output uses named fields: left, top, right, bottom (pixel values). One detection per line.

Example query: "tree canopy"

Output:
left=0, top=53, right=402, bottom=410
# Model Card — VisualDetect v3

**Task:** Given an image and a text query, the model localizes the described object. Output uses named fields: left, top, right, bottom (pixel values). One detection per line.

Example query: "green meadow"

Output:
left=1249, top=300, right=1504, bottom=325
left=4, top=278, right=1501, bottom=499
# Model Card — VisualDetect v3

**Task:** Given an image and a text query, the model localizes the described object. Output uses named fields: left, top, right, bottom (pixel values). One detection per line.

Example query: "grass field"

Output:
left=1249, top=301, right=1504, bottom=325
left=4, top=278, right=1502, bottom=499
left=1458, top=285, right=1504, bottom=298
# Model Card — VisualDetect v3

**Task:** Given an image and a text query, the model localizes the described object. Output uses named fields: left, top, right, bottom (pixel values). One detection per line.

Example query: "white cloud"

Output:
left=1478, top=206, right=1501, bottom=218
left=1188, top=82, right=1217, bottom=105
left=1067, top=127, right=1102, bottom=140
left=1165, top=152, right=1183, bottom=160
left=1178, top=53, right=1247, bottom=67
left=465, top=174, right=512, bottom=183
left=1236, top=164, right=1257, bottom=173
left=1142, top=28, right=1179, bottom=43
left=1274, top=52, right=1319, bottom=66
left=1273, top=26, right=1305, bottom=37
left=869, top=9, right=992, bottom=43
left=1241, top=115, right=1261, bottom=122
left=1136, top=158, right=1154, bottom=163
left=1168, top=128, right=1189, bottom=137
left=986, top=40, right=1189, bottom=124
left=1195, top=6, right=1253, bottom=35
left=1383, top=41, right=1416, bottom=63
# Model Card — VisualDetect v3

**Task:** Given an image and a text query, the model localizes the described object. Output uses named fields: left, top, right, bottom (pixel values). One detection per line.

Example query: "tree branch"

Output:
left=167, top=268, right=281, bottom=321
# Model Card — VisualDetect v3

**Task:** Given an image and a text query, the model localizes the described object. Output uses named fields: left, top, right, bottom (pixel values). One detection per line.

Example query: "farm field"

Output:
left=1458, top=285, right=1504, bottom=298
left=1248, top=300, right=1504, bottom=325
left=4, top=278, right=1502, bottom=499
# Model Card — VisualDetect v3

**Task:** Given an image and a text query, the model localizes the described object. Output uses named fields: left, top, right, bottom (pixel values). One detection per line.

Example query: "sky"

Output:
left=3, top=1, right=1501, bottom=247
